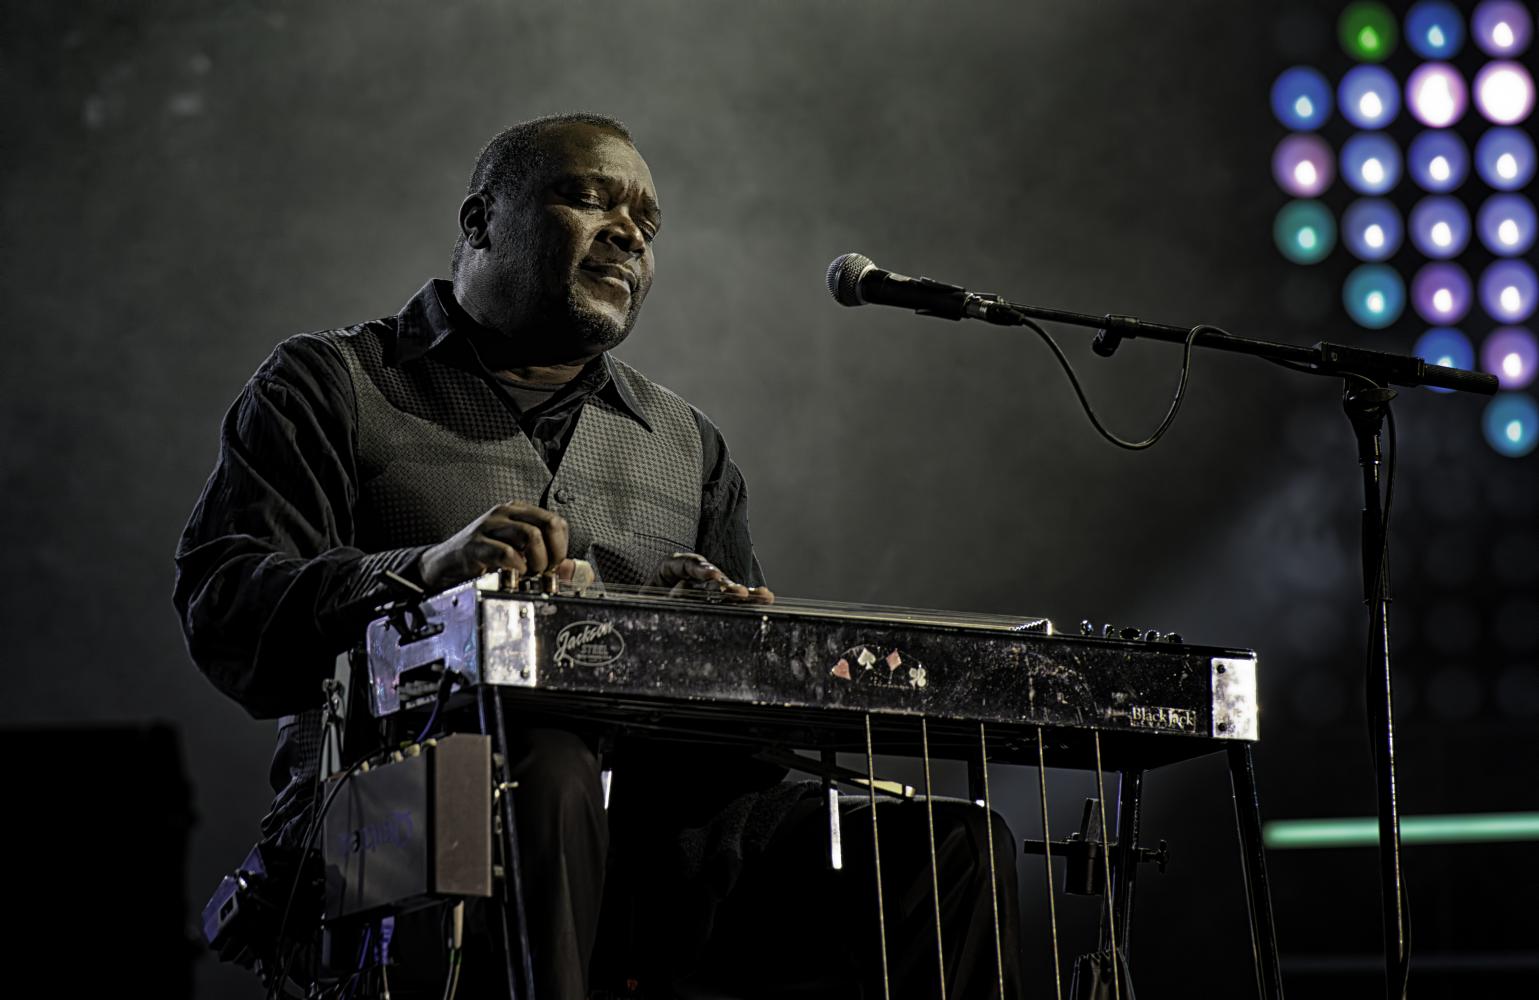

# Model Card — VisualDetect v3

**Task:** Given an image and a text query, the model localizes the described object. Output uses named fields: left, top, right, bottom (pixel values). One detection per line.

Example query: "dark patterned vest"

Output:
left=263, top=322, right=707, bottom=848
left=322, top=322, right=704, bottom=586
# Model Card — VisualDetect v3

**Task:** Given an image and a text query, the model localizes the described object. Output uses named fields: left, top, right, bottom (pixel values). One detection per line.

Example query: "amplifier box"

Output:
left=322, top=733, right=493, bottom=921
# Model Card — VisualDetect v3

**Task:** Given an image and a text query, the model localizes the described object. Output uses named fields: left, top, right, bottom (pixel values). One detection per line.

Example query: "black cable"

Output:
left=267, top=753, right=373, bottom=1000
left=415, top=665, right=459, bottom=744
left=1003, top=311, right=1213, bottom=450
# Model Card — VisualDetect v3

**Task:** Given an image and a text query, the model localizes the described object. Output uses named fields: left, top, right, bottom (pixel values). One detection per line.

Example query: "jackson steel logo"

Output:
left=554, top=620, right=626, bottom=668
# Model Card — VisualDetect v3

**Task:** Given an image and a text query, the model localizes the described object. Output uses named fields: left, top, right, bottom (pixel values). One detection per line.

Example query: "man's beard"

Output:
left=483, top=253, right=643, bottom=364
left=558, top=281, right=641, bottom=354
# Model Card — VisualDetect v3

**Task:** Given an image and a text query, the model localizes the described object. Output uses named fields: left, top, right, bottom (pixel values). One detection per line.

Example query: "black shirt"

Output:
left=173, top=279, right=764, bottom=720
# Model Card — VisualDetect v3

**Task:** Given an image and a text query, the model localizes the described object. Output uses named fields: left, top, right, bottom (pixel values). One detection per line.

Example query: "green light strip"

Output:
left=1264, top=813, right=1539, bottom=849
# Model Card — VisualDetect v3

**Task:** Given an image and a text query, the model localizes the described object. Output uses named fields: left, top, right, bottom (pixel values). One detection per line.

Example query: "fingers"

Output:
left=657, top=553, right=773, bottom=604
left=656, top=552, right=730, bottom=586
left=468, top=537, right=527, bottom=577
left=483, top=519, right=551, bottom=575
left=488, top=503, right=569, bottom=567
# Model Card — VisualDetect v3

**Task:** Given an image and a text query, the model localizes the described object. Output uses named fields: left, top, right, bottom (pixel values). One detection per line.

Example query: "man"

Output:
left=176, top=113, right=1020, bottom=999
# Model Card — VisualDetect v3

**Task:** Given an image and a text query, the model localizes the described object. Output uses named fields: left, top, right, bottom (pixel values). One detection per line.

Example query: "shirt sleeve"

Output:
left=691, top=410, right=767, bottom=590
left=172, top=333, right=430, bottom=719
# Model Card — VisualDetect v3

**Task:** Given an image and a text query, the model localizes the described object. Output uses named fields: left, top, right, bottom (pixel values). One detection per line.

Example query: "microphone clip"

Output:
left=1092, top=315, right=1140, bottom=357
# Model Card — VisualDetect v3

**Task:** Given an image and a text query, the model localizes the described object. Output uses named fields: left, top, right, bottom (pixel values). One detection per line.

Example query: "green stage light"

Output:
left=1274, top=200, right=1336, bottom=264
left=1264, top=812, right=1539, bottom=849
left=1339, top=2, right=1399, bottom=61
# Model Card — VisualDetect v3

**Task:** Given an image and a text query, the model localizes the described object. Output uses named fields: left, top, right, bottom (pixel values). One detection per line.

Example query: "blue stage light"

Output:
left=1480, top=259, right=1538, bottom=324
left=1407, top=129, right=1469, bottom=192
left=1272, top=67, right=1334, bottom=130
left=1415, top=327, right=1475, bottom=393
left=1483, top=392, right=1539, bottom=456
left=1406, top=1, right=1466, bottom=58
left=1476, top=127, right=1537, bottom=190
left=1477, top=193, right=1536, bottom=256
left=1344, top=264, right=1406, bottom=328
left=1339, top=65, right=1401, bottom=128
left=1409, top=195, right=1472, bottom=257
left=1342, top=199, right=1404, bottom=260
left=1341, top=131, right=1403, bottom=194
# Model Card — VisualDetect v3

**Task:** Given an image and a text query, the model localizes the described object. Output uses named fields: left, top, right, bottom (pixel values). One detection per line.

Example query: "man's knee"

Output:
left=504, top=727, right=604, bottom=824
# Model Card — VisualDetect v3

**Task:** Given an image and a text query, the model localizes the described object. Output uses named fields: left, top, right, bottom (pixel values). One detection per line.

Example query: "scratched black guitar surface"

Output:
left=365, top=577, right=1259, bottom=771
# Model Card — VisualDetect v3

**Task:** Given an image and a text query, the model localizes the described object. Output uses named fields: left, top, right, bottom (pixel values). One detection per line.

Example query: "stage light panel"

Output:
left=1342, top=131, right=1402, bottom=193
left=1477, top=193, right=1536, bottom=255
left=1408, top=129, right=1470, bottom=191
left=1472, top=0, right=1533, bottom=56
left=1274, top=200, right=1337, bottom=264
left=1342, top=198, right=1404, bottom=260
left=1343, top=264, right=1406, bottom=328
left=1406, top=62, right=1468, bottom=127
left=1273, top=134, right=1335, bottom=196
left=1265, top=812, right=1539, bottom=848
left=1474, top=61, right=1535, bottom=124
left=1409, top=195, right=1472, bottom=257
left=1406, top=1, right=1466, bottom=58
left=1415, top=327, right=1475, bottom=392
left=1339, top=65, right=1401, bottom=128
left=1483, top=392, right=1539, bottom=456
left=1413, top=261, right=1473, bottom=323
left=1476, top=127, right=1537, bottom=189
left=1480, top=259, right=1538, bottom=323
left=1272, top=67, right=1334, bottom=130
left=1483, top=327, right=1538, bottom=389
left=1340, top=2, right=1399, bottom=60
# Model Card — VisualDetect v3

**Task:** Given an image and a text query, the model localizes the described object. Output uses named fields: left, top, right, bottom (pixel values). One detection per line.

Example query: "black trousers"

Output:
left=379, top=728, right=1023, bottom=999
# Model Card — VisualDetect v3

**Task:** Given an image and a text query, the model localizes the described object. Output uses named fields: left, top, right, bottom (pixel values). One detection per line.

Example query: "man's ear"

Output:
left=458, top=190, right=493, bottom=250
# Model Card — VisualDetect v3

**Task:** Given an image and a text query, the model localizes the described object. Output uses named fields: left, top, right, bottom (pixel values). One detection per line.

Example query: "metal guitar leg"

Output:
left=481, top=687, right=537, bottom=1000
left=1110, top=770, right=1144, bottom=958
left=1228, top=743, right=1284, bottom=1000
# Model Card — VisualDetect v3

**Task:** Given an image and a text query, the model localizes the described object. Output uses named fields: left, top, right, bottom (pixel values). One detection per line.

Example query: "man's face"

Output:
left=480, top=124, right=660, bottom=360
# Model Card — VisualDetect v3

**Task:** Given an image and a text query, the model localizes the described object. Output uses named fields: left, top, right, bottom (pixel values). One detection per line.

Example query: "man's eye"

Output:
left=568, top=191, right=604, bottom=208
left=642, top=229, right=658, bottom=244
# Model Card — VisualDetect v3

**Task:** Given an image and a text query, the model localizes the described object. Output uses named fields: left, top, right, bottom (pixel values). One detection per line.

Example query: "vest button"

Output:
left=554, top=487, right=577, bottom=504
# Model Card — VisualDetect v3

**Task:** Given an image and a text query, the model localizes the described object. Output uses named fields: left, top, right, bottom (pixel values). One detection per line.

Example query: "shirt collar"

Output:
left=391, top=279, right=653, bottom=432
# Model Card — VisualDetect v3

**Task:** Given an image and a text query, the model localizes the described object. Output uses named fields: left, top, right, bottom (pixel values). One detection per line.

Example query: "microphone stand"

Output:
left=969, top=295, right=1498, bottom=1000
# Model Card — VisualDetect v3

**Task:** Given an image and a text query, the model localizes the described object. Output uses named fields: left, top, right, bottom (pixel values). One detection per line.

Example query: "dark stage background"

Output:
left=2, top=1, right=1535, bottom=997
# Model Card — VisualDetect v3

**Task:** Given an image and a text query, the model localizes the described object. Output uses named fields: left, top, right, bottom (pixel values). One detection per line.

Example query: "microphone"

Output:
left=824, top=252, right=1019, bottom=324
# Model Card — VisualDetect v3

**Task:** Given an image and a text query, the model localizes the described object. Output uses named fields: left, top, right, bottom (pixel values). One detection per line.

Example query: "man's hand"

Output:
left=651, top=552, right=774, bottom=604
left=417, top=502, right=578, bottom=593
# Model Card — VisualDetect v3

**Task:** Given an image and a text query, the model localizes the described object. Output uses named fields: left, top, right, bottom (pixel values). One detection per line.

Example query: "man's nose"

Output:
left=600, top=213, right=646, bottom=255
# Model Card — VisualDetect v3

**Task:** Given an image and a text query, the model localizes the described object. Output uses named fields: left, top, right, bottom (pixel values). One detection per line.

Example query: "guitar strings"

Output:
left=865, top=713, right=893, bottom=1000
left=921, top=717, right=948, bottom=1000
left=1093, top=731, right=1121, bottom=1000
left=1037, top=727, right=1064, bottom=1000
left=980, top=722, right=1007, bottom=998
